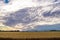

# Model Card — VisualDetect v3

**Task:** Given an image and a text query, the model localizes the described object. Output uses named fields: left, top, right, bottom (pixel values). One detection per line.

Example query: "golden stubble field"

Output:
left=0, top=32, right=60, bottom=39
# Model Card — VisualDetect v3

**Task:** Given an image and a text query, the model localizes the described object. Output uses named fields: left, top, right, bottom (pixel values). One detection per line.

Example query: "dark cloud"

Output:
left=3, top=7, right=39, bottom=26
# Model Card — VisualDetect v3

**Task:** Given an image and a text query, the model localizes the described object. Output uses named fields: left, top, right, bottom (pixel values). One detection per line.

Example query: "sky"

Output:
left=0, top=0, right=60, bottom=31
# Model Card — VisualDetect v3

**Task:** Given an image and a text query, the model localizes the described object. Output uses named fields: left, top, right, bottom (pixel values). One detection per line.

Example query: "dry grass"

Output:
left=0, top=32, right=60, bottom=39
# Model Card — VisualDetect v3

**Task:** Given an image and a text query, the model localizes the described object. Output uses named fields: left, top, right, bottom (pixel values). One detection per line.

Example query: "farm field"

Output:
left=0, top=32, right=60, bottom=39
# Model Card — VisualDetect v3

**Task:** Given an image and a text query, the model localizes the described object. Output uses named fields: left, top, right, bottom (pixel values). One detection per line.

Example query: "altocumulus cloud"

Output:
left=0, top=0, right=60, bottom=31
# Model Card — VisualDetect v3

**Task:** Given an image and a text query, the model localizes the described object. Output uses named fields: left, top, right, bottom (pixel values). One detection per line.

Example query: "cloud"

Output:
left=0, top=0, right=60, bottom=31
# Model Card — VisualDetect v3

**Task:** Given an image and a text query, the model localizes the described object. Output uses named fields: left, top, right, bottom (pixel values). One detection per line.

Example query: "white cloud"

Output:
left=0, top=0, right=60, bottom=31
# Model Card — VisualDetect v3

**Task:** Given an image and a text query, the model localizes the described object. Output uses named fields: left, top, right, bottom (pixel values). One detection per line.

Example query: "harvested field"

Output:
left=0, top=32, right=60, bottom=39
